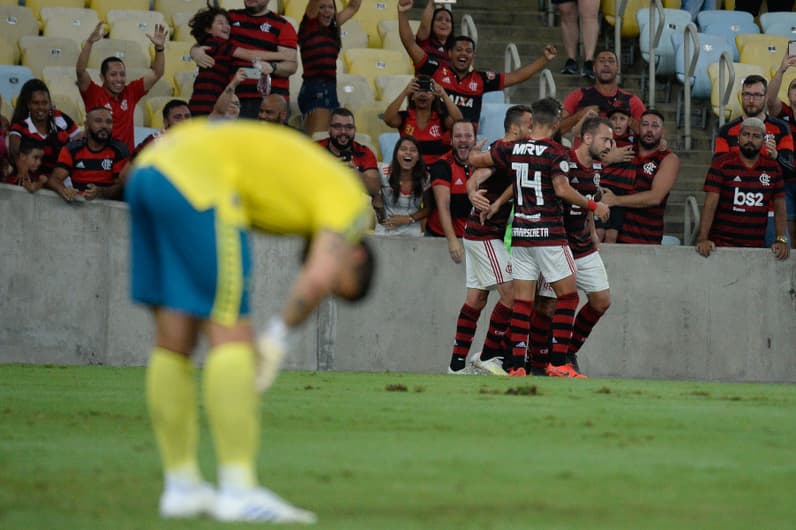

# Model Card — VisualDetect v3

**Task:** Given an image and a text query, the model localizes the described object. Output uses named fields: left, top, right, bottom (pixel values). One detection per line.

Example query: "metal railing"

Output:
left=683, top=195, right=700, bottom=245
left=461, top=14, right=478, bottom=45
left=682, top=23, right=699, bottom=151
left=504, top=43, right=520, bottom=103
left=717, top=51, right=734, bottom=127
left=538, top=68, right=556, bottom=99
left=646, top=0, right=665, bottom=108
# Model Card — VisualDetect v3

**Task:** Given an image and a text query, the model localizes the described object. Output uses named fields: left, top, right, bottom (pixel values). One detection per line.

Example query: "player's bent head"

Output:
left=338, top=239, right=376, bottom=303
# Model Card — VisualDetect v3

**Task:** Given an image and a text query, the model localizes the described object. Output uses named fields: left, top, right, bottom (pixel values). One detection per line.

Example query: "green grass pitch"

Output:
left=1, top=365, right=795, bottom=529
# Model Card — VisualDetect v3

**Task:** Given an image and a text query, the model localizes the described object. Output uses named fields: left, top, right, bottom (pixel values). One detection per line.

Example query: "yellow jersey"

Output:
left=134, top=119, right=371, bottom=241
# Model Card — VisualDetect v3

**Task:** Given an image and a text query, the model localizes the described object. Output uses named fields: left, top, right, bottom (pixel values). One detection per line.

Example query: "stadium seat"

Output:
left=695, top=9, right=754, bottom=31
left=378, top=131, right=400, bottom=163
left=134, top=125, right=159, bottom=148
left=661, top=235, right=681, bottom=246
left=601, top=0, right=648, bottom=39
left=336, top=72, right=375, bottom=111
left=218, top=0, right=277, bottom=10
left=478, top=103, right=511, bottom=144
left=759, top=11, right=796, bottom=33
left=637, top=8, right=692, bottom=77
left=87, top=38, right=151, bottom=70
left=377, top=19, right=420, bottom=47
left=143, top=95, right=175, bottom=128
left=90, top=0, right=149, bottom=23
left=25, top=0, right=85, bottom=21
left=0, top=6, right=40, bottom=50
left=41, top=8, right=101, bottom=46
left=284, top=0, right=309, bottom=21
left=353, top=103, right=394, bottom=151
left=154, top=0, right=207, bottom=27
left=340, top=19, right=369, bottom=51
left=109, top=17, right=167, bottom=60
left=701, top=20, right=759, bottom=61
left=134, top=101, right=144, bottom=126
left=0, top=38, right=18, bottom=65
left=173, top=69, right=197, bottom=98
left=126, top=66, right=173, bottom=96
left=374, top=73, right=412, bottom=103
left=106, top=9, right=167, bottom=29
left=344, top=48, right=413, bottom=94
left=763, top=22, right=796, bottom=39
left=354, top=0, right=399, bottom=48
left=41, top=65, right=81, bottom=99
left=736, top=34, right=789, bottom=77
left=380, top=29, right=407, bottom=54
left=162, top=40, right=198, bottom=81
left=19, top=36, right=80, bottom=78
left=171, top=11, right=194, bottom=42
left=482, top=91, right=505, bottom=105
left=708, top=61, right=766, bottom=121
left=0, top=65, right=33, bottom=111
left=1, top=94, right=13, bottom=119
left=51, top=90, right=85, bottom=125
left=672, top=31, right=733, bottom=127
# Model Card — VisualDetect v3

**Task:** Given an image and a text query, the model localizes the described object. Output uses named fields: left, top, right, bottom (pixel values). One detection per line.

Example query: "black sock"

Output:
left=450, top=355, right=466, bottom=371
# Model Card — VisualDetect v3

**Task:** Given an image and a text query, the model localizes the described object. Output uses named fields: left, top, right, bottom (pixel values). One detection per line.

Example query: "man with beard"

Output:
left=443, top=105, right=532, bottom=375
left=697, top=117, right=790, bottom=259
left=397, top=0, right=557, bottom=127
left=77, top=22, right=167, bottom=153
left=715, top=74, right=794, bottom=248
left=470, top=98, right=610, bottom=377
left=315, top=107, right=380, bottom=196
left=529, top=117, right=614, bottom=378
left=258, top=94, right=289, bottom=125
left=601, top=110, right=680, bottom=244
left=48, top=107, right=129, bottom=201
left=191, top=0, right=298, bottom=119
left=560, top=50, right=646, bottom=137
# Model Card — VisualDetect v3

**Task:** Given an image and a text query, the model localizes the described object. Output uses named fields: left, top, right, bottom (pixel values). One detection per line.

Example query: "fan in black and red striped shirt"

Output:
left=696, top=117, right=790, bottom=260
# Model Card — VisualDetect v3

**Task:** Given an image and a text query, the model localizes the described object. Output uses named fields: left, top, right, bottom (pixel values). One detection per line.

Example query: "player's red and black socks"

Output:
left=508, top=299, right=533, bottom=370
left=527, top=310, right=552, bottom=371
left=480, top=302, right=512, bottom=361
left=570, top=303, right=605, bottom=355
left=449, top=303, right=482, bottom=371
left=550, top=292, right=578, bottom=366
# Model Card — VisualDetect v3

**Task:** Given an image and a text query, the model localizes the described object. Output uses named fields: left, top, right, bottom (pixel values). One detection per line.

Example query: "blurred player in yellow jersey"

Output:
left=127, top=119, right=375, bottom=524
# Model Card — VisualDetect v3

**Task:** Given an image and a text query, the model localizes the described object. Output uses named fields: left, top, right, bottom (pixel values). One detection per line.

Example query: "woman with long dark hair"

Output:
left=414, top=0, right=454, bottom=70
left=374, top=135, right=431, bottom=237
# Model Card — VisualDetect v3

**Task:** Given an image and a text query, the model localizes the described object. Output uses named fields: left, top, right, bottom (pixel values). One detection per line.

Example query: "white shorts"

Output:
left=539, top=251, right=609, bottom=297
left=464, top=238, right=512, bottom=289
left=511, top=244, right=575, bottom=283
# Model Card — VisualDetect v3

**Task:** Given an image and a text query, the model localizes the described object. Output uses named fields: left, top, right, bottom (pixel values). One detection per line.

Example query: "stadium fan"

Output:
left=133, top=99, right=192, bottom=158
left=595, top=106, right=636, bottom=243
left=258, top=94, right=289, bottom=125
left=5, top=138, right=46, bottom=192
left=413, top=0, right=454, bottom=71
left=316, top=107, right=380, bottom=196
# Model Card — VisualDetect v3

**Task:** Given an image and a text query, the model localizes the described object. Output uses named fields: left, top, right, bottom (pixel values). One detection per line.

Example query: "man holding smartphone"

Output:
left=765, top=50, right=796, bottom=248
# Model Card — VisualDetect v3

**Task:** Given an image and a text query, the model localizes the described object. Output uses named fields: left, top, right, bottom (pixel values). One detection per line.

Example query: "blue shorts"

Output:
left=298, top=77, right=340, bottom=115
left=785, top=181, right=796, bottom=221
left=126, top=167, right=251, bottom=324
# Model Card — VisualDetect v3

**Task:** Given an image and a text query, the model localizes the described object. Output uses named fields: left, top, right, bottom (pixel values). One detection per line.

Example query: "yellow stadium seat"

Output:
left=173, top=69, right=196, bottom=98
left=162, top=40, right=198, bottom=81
left=109, top=18, right=165, bottom=60
left=0, top=36, right=19, bottom=64
left=0, top=6, right=40, bottom=49
left=737, top=34, right=789, bottom=76
left=171, top=11, right=194, bottom=42
left=353, top=103, right=394, bottom=151
left=51, top=90, right=85, bottom=126
left=284, top=0, right=309, bottom=21
left=340, top=19, right=368, bottom=51
left=106, top=9, right=167, bottom=28
left=380, top=29, right=407, bottom=54
left=775, top=70, right=796, bottom=104
left=125, top=66, right=173, bottom=96
left=41, top=8, right=101, bottom=46
left=377, top=19, right=419, bottom=46
left=143, top=95, right=174, bottom=128
left=90, top=0, right=149, bottom=23
left=336, top=72, right=375, bottom=111
left=20, top=36, right=80, bottom=78
left=87, top=38, right=151, bottom=70
left=355, top=0, right=399, bottom=48
left=344, top=47, right=412, bottom=93
left=154, top=0, right=206, bottom=27
left=1, top=94, right=13, bottom=119
left=374, top=73, right=412, bottom=102
left=708, top=61, right=766, bottom=121
left=41, top=65, right=81, bottom=94
left=25, top=0, right=85, bottom=21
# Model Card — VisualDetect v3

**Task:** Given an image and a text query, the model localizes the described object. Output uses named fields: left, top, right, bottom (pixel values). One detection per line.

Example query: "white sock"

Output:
left=164, top=465, right=201, bottom=490
left=218, top=464, right=256, bottom=491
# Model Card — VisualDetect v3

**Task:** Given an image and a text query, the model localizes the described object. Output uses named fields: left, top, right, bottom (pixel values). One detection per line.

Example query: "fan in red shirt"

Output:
left=411, top=0, right=454, bottom=72
left=77, top=22, right=167, bottom=154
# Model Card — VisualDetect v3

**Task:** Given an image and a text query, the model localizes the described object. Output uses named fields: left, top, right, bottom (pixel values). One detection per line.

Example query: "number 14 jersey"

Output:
left=490, top=137, right=569, bottom=247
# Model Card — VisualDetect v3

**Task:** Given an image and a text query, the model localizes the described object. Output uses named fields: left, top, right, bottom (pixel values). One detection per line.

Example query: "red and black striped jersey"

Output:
left=563, top=148, right=601, bottom=258
left=315, top=138, right=378, bottom=173
left=56, top=138, right=128, bottom=190
left=8, top=110, right=78, bottom=177
left=426, top=152, right=472, bottom=237
left=563, top=86, right=646, bottom=120
left=618, top=149, right=673, bottom=244
left=490, top=137, right=569, bottom=247
left=189, top=37, right=237, bottom=116
left=704, top=151, right=784, bottom=247
left=416, top=55, right=504, bottom=125
left=132, top=129, right=165, bottom=159
left=398, top=108, right=451, bottom=166
left=600, top=134, right=636, bottom=194
left=299, top=14, right=340, bottom=81
left=227, top=10, right=298, bottom=99
left=465, top=139, right=513, bottom=241
left=714, top=114, right=794, bottom=182
left=415, top=35, right=450, bottom=71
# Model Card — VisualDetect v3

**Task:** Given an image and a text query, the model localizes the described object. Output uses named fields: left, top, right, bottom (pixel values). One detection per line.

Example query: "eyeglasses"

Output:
left=330, top=123, right=355, bottom=131
left=741, top=92, right=765, bottom=99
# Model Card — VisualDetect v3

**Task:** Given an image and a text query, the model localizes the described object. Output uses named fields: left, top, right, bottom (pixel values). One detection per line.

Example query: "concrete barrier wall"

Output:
left=2, top=184, right=795, bottom=382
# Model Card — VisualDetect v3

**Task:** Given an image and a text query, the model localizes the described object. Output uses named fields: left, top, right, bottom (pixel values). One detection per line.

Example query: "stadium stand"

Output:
left=374, top=74, right=414, bottom=104
left=353, top=0, right=399, bottom=48
left=336, top=72, right=376, bottom=111
left=758, top=11, right=796, bottom=33
left=86, top=38, right=151, bottom=70
left=637, top=8, right=692, bottom=77
left=20, top=36, right=81, bottom=78
left=344, top=48, right=413, bottom=94
left=0, top=65, right=34, bottom=109
left=40, top=7, right=102, bottom=46
left=700, top=16, right=759, bottom=62
left=340, top=19, right=369, bottom=51
left=154, top=0, right=207, bottom=27
left=736, top=34, right=789, bottom=77
left=26, top=0, right=85, bottom=21
left=0, top=6, right=40, bottom=60
left=173, top=69, right=197, bottom=99
left=90, top=0, right=150, bottom=23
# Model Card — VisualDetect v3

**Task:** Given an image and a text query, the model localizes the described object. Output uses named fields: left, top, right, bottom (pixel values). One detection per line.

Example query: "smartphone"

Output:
left=241, top=67, right=261, bottom=78
left=416, top=77, right=433, bottom=91
left=789, top=40, right=796, bottom=57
